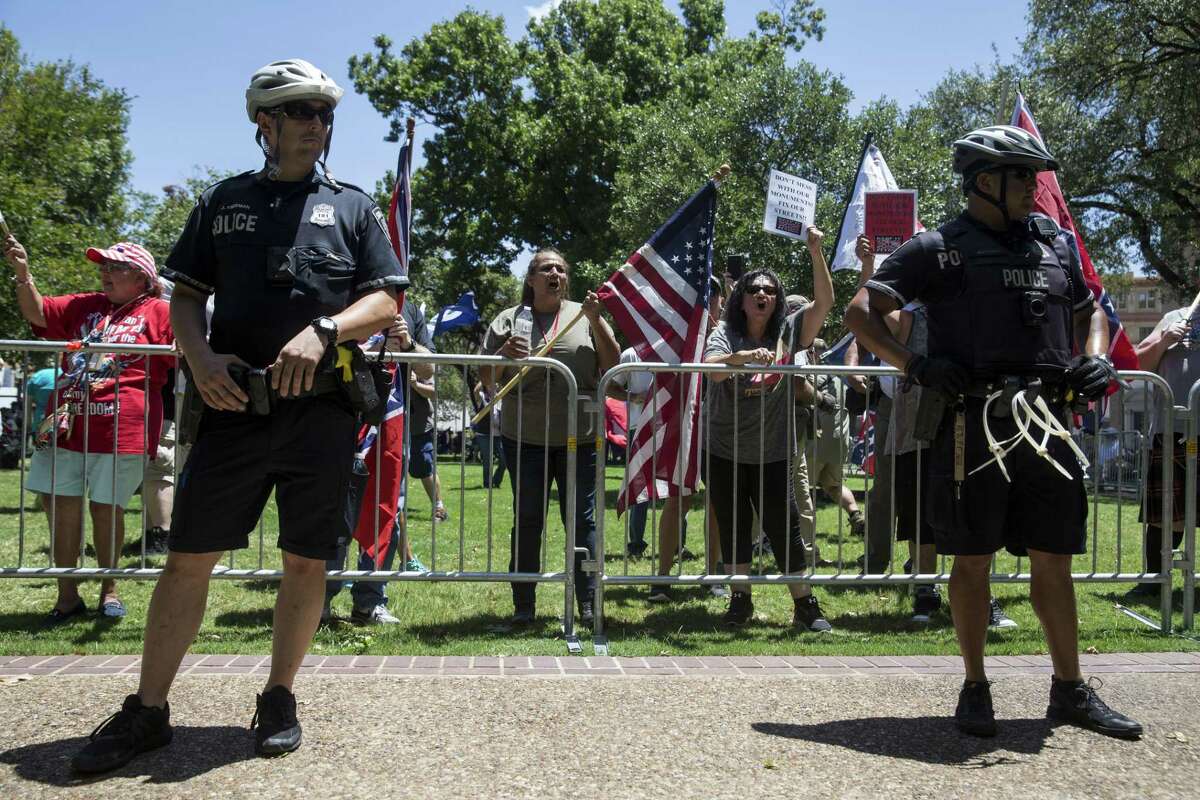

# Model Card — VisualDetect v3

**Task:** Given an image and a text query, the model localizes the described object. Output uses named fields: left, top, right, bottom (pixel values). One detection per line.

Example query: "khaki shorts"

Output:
left=142, top=421, right=178, bottom=486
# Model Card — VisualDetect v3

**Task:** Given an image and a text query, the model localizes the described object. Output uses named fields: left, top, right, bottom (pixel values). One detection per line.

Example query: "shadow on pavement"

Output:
left=752, top=716, right=1058, bottom=766
left=0, top=725, right=256, bottom=786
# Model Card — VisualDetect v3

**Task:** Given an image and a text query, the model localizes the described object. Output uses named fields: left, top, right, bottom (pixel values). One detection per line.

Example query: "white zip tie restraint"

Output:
left=970, top=389, right=1089, bottom=481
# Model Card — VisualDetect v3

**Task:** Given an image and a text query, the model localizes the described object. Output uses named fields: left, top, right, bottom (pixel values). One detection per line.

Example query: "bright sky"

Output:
left=6, top=0, right=1029, bottom=199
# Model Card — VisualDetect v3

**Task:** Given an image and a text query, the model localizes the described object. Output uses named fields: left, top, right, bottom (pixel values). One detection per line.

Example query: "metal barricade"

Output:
left=0, top=342, right=587, bottom=651
left=592, top=362, right=1181, bottom=648
left=1183, top=379, right=1200, bottom=631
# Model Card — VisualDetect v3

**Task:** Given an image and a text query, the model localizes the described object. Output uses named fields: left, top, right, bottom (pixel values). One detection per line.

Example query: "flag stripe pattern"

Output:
left=597, top=181, right=717, bottom=513
left=1011, top=94, right=1139, bottom=371
left=353, top=134, right=415, bottom=567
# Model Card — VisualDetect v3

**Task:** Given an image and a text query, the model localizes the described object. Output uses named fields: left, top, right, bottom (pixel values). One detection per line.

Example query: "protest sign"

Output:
left=864, top=190, right=917, bottom=257
left=763, top=169, right=817, bottom=241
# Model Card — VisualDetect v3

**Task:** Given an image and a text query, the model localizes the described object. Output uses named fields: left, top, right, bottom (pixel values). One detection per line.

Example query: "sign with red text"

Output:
left=864, top=190, right=917, bottom=259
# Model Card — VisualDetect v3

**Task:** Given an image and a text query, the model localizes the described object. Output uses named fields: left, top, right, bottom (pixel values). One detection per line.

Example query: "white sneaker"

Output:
left=988, top=598, right=1018, bottom=629
left=352, top=604, right=400, bottom=625
left=709, top=584, right=729, bottom=599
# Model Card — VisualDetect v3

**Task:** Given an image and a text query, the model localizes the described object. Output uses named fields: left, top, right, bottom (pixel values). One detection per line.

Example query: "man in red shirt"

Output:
left=3, top=236, right=173, bottom=622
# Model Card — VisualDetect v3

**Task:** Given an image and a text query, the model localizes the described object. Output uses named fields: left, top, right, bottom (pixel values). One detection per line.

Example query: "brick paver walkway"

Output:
left=3, top=651, right=1198, bottom=678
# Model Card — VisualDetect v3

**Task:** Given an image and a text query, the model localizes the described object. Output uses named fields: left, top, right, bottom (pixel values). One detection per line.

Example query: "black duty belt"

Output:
left=962, top=375, right=1070, bottom=405
left=231, top=365, right=341, bottom=416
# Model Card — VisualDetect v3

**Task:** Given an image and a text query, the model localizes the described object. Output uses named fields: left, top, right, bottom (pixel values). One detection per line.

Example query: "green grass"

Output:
left=0, top=458, right=1196, bottom=657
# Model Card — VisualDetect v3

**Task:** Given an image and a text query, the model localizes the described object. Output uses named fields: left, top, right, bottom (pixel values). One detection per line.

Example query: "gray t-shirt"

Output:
left=1150, top=307, right=1200, bottom=436
left=703, top=311, right=806, bottom=465
left=403, top=301, right=437, bottom=435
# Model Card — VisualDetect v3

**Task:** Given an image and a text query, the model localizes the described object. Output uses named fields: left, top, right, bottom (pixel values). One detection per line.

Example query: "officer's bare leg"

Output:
left=138, top=550, right=225, bottom=708
left=949, top=554, right=992, bottom=682
left=265, top=551, right=327, bottom=691
left=50, top=495, right=85, bottom=611
left=89, top=501, right=124, bottom=605
left=1026, top=548, right=1081, bottom=681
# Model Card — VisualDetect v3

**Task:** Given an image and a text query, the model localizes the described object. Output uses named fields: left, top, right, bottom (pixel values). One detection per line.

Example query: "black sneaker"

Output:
left=71, top=694, right=173, bottom=774
left=511, top=605, right=535, bottom=626
left=792, top=595, right=833, bottom=632
left=578, top=600, right=594, bottom=627
left=912, top=585, right=942, bottom=623
left=1047, top=677, right=1143, bottom=739
left=849, top=510, right=866, bottom=538
left=145, top=526, right=169, bottom=556
left=251, top=685, right=302, bottom=756
left=647, top=585, right=675, bottom=603
left=988, top=598, right=1018, bottom=629
left=723, top=591, right=754, bottom=626
left=954, top=680, right=997, bottom=737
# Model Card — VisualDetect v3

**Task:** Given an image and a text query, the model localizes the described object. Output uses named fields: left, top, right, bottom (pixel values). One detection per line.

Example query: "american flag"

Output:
left=597, top=180, right=717, bottom=513
left=351, top=127, right=415, bottom=568
left=1010, top=93, right=1138, bottom=372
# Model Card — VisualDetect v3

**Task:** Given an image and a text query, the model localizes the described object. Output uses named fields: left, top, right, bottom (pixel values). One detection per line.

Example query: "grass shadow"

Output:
left=751, top=716, right=1058, bottom=766
left=0, top=726, right=255, bottom=787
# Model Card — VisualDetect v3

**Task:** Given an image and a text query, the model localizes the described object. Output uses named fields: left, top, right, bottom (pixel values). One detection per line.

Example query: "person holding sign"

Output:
left=845, top=125, right=1141, bottom=740
left=481, top=248, right=619, bottom=628
left=704, top=227, right=833, bottom=631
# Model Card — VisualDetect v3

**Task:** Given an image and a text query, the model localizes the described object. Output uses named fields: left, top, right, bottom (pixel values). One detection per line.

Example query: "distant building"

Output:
left=1110, top=277, right=1186, bottom=346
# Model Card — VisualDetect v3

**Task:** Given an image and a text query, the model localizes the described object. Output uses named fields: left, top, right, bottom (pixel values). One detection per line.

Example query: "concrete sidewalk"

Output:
left=1, top=655, right=1197, bottom=799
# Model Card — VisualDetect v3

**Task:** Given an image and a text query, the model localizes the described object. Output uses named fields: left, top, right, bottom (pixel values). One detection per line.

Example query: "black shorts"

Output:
left=1140, top=434, right=1194, bottom=526
left=169, top=397, right=358, bottom=561
left=893, top=449, right=933, bottom=544
left=408, top=431, right=435, bottom=479
left=926, top=399, right=1087, bottom=557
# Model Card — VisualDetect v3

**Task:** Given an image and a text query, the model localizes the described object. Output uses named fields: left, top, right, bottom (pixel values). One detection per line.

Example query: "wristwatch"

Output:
left=310, top=316, right=338, bottom=346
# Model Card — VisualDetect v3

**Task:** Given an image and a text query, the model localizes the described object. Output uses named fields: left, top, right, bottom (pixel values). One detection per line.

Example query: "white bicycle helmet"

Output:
left=245, top=59, right=343, bottom=123
left=952, top=125, right=1059, bottom=176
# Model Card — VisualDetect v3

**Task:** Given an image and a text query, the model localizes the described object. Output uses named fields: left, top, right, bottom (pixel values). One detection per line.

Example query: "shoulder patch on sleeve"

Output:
left=371, top=206, right=391, bottom=237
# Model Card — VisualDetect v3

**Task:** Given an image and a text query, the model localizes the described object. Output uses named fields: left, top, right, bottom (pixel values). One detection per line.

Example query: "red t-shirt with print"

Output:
left=32, top=293, right=174, bottom=456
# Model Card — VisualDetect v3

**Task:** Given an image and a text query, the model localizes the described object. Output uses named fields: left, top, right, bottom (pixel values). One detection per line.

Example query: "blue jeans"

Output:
left=627, top=501, right=649, bottom=554
left=503, top=437, right=596, bottom=610
left=476, top=431, right=506, bottom=488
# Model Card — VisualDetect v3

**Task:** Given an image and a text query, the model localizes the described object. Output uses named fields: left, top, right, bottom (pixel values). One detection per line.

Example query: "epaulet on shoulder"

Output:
left=202, top=170, right=256, bottom=198
left=334, top=180, right=371, bottom=197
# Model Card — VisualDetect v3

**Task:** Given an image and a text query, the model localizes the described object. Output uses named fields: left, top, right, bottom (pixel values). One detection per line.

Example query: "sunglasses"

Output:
left=97, top=261, right=133, bottom=274
left=747, top=284, right=777, bottom=296
left=274, top=101, right=334, bottom=126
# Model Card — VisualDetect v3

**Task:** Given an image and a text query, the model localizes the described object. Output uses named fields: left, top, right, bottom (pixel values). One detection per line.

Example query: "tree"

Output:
left=1026, top=0, right=1200, bottom=290
left=128, top=169, right=234, bottom=267
left=348, top=0, right=824, bottom=326
left=0, top=27, right=134, bottom=342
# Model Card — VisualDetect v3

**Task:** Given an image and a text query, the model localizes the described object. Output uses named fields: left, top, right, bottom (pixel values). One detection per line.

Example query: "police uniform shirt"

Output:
left=164, top=170, right=406, bottom=368
left=865, top=212, right=1093, bottom=378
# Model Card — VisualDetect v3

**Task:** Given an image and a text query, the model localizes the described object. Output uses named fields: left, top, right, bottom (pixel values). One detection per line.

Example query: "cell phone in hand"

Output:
left=725, top=253, right=748, bottom=281
left=0, top=208, right=10, bottom=239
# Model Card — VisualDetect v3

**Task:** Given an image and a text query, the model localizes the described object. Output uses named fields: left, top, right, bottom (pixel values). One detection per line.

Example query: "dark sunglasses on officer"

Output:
left=273, top=101, right=334, bottom=126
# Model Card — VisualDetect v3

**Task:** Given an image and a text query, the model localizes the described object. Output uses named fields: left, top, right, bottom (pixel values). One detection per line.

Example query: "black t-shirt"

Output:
left=865, top=212, right=1093, bottom=375
left=163, top=169, right=406, bottom=367
left=866, top=212, right=1091, bottom=313
left=400, top=300, right=436, bottom=435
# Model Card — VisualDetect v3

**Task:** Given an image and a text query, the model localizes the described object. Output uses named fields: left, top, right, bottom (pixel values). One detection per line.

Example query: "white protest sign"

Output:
left=762, top=169, right=817, bottom=241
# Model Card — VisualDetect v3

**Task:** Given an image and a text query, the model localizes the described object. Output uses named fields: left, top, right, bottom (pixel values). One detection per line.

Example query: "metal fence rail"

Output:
left=591, top=362, right=1183, bottom=647
left=0, top=342, right=587, bottom=649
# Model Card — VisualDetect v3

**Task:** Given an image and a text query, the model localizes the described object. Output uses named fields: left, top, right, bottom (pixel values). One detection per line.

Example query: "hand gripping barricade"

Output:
left=0, top=341, right=589, bottom=652
left=589, top=360, right=1184, bottom=651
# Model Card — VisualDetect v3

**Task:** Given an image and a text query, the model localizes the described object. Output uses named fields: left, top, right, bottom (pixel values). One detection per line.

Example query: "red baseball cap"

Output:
left=85, top=242, right=159, bottom=289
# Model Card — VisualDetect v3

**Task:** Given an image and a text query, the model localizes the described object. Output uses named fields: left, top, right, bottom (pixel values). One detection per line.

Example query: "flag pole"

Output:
left=470, top=310, right=586, bottom=426
left=474, top=163, right=731, bottom=428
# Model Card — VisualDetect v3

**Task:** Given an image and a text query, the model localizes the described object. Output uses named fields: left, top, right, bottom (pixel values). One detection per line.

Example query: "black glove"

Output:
left=815, top=391, right=837, bottom=414
left=906, top=354, right=969, bottom=396
left=1067, top=354, right=1117, bottom=401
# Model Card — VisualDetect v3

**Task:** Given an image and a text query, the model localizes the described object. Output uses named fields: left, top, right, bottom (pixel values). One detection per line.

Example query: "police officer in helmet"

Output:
left=846, top=125, right=1141, bottom=740
left=71, top=59, right=407, bottom=773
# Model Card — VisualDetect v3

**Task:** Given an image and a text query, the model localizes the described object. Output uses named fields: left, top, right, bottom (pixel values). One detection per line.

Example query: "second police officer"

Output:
left=846, top=125, right=1142, bottom=739
left=71, top=59, right=407, bottom=773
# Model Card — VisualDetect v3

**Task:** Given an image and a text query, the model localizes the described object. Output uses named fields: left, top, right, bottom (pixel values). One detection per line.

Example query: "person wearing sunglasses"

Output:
left=3, top=236, right=173, bottom=627
left=70, top=58, right=408, bottom=774
left=846, top=125, right=1140, bottom=740
left=703, top=226, right=834, bottom=632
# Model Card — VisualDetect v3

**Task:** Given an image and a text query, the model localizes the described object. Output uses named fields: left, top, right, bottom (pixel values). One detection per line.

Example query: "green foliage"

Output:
left=1025, top=0, right=1200, bottom=290
left=0, top=27, right=134, bottom=341
left=349, top=0, right=826, bottom=332
left=128, top=169, right=235, bottom=264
